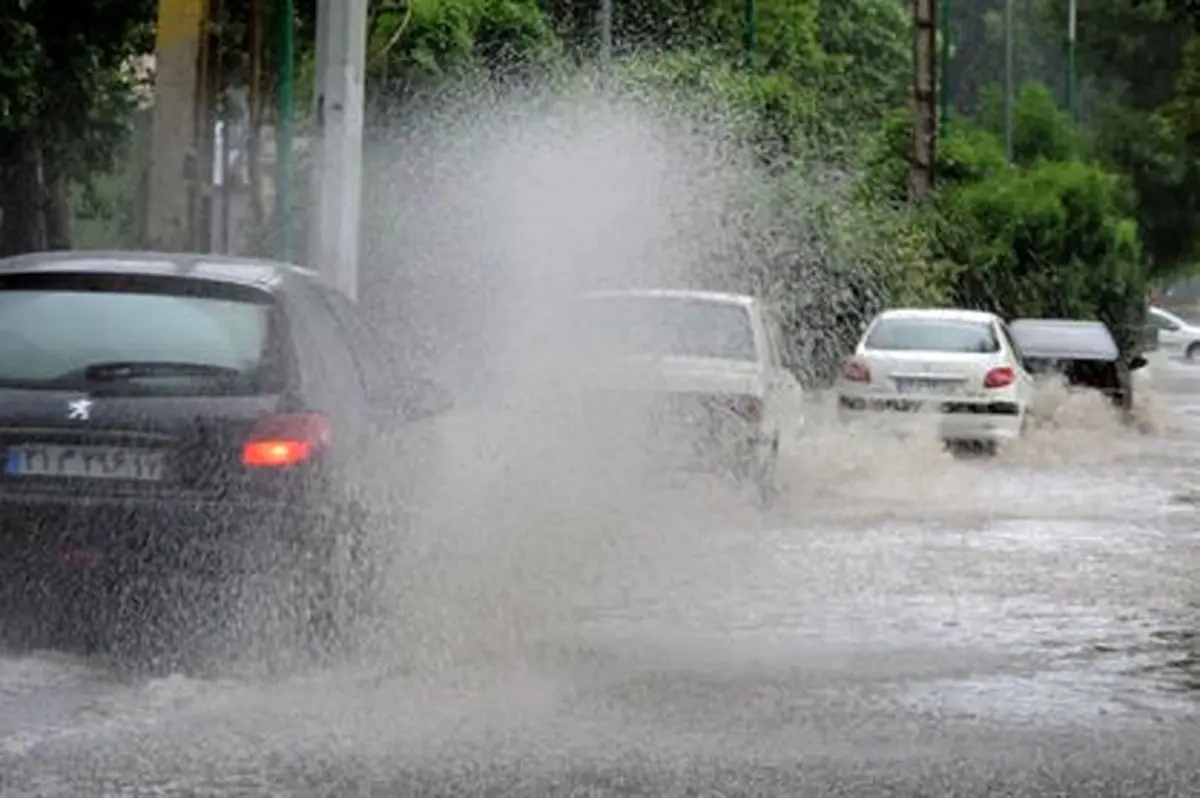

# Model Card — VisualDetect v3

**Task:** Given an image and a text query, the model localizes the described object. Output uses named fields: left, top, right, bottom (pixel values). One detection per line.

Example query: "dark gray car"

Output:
left=1008, top=318, right=1148, bottom=413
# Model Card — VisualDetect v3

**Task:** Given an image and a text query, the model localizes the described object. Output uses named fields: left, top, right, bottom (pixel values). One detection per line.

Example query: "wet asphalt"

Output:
left=0, top=356, right=1197, bottom=796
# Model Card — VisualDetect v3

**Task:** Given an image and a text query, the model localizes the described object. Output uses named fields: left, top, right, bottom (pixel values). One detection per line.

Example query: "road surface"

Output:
left=0, top=357, right=1197, bottom=796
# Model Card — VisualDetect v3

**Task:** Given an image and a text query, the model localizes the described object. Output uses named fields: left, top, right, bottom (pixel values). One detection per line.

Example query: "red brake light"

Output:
left=983, top=366, right=1016, bottom=389
left=843, top=360, right=871, bottom=383
left=242, top=413, right=332, bottom=468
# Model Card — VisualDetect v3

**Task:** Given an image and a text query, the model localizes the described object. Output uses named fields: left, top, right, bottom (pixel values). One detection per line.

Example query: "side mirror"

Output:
left=1128, top=354, right=1148, bottom=371
left=402, top=376, right=454, bottom=421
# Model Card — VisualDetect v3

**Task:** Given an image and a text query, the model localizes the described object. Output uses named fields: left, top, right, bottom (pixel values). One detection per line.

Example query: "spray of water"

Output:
left=38, top=72, right=1170, bottom=684
left=353, top=84, right=777, bottom=673
left=0, top=76, right=1190, bottom=796
left=325, top=76, right=1174, bottom=676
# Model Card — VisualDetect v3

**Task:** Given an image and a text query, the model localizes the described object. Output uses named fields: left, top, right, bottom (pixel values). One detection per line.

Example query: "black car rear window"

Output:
left=0, top=273, right=281, bottom=396
left=865, top=317, right=1000, bottom=353
left=1009, top=320, right=1119, bottom=361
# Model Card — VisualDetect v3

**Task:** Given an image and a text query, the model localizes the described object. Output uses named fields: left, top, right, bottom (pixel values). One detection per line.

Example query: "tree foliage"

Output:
left=0, top=0, right=1184, bottom=362
left=0, top=0, right=153, bottom=254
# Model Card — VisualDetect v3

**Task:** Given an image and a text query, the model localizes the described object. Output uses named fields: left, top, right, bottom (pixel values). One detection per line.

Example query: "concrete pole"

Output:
left=310, top=0, right=368, bottom=301
left=145, top=0, right=209, bottom=250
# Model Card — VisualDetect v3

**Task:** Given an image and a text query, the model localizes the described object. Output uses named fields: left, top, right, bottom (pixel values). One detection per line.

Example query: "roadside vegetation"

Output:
left=2, top=0, right=1199, bottom=379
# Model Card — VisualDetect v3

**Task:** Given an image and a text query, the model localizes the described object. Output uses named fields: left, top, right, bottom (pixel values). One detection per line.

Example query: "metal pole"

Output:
left=939, top=0, right=952, bottom=136
left=599, top=0, right=612, bottom=70
left=743, top=0, right=756, bottom=71
left=275, top=0, right=294, bottom=260
left=1065, top=0, right=1077, bottom=120
left=1003, top=0, right=1014, bottom=163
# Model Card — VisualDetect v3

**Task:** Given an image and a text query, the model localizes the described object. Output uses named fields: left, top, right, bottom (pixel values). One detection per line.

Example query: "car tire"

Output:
left=1188, top=342, right=1200, bottom=361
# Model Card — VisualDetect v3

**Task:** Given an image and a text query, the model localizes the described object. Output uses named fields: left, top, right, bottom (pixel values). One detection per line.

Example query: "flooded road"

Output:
left=1, top=357, right=1198, bottom=796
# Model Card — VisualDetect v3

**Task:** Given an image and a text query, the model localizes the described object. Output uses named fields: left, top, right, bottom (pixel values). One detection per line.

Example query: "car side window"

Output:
left=315, top=287, right=394, bottom=403
left=760, top=312, right=783, bottom=369
left=287, top=284, right=369, bottom=407
left=1148, top=311, right=1180, bottom=332
left=997, top=322, right=1025, bottom=365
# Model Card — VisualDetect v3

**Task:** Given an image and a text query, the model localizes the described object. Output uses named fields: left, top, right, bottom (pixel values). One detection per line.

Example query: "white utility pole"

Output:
left=310, top=0, right=368, bottom=301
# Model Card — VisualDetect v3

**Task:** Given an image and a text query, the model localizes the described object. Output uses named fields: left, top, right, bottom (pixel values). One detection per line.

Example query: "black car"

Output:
left=0, top=250, right=448, bottom=655
left=1008, top=318, right=1148, bottom=413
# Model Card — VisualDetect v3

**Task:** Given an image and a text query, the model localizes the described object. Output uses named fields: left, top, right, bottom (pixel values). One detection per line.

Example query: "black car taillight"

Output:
left=731, top=394, right=764, bottom=423
left=701, top=394, right=764, bottom=423
left=242, top=412, right=331, bottom=468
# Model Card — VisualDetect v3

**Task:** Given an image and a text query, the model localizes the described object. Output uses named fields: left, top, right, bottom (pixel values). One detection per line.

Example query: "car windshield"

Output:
left=865, top=317, right=1000, bottom=353
left=575, top=295, right=759, bottom=362
left=0, top=282, right=277, bottom=395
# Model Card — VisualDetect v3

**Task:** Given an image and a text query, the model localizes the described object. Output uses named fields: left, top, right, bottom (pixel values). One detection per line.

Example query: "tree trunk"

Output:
left=0, top=135, right=48, bottom=257
left=909, top=0, right=939, bottom=202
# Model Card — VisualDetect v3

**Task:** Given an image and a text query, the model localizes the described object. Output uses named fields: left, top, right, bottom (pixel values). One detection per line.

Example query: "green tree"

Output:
left=816, top=0, right=910, bottom=132
left=941, top=157, right=1147, bottom=351
left=0, top=0, right=154, bottom=255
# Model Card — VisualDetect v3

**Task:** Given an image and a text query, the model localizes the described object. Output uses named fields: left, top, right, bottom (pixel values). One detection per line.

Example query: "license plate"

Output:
left=896, top=378, right=951, bottom=394
left=3, top=444, right=167, bottom=481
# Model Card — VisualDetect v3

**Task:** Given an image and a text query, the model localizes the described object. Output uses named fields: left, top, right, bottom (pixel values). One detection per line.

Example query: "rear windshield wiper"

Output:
left=57, top=361, right=245, bottom=384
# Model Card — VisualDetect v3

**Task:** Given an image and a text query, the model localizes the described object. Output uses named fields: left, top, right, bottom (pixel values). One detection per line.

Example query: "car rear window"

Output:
left=577, top=295, right=759, bottom=362
left=0, top=273, right=280, bottom=396
left=865, top=317, right=1000, bottom=353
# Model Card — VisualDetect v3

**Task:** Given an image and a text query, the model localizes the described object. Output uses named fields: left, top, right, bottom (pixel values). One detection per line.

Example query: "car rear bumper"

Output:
left=837, top=394, right=1024, bottom=441
left=642, top=419, right=774, bottom=472
left=0, top=491, right=314, bottom=580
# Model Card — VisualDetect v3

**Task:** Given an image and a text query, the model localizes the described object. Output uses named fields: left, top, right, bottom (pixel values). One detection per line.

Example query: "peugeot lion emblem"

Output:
left=67, top=398, right=93, bottom=421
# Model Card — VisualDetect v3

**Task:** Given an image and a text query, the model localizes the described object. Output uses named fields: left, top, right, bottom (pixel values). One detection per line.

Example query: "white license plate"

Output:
left=896, top=379, right=952, bottom=394
left=3, top=444, right=167, bottom=481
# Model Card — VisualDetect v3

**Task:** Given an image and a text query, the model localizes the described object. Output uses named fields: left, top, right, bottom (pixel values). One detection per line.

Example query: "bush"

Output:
left=939, top=158, right=1147, bottom=353
left=976, top=82, right=1081, bottom=165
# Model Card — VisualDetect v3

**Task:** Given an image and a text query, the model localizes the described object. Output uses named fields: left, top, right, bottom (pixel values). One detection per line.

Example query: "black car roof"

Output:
left=1009, top=318, right=1119, bottom=361
left=0, top=250, right=318, bottom=292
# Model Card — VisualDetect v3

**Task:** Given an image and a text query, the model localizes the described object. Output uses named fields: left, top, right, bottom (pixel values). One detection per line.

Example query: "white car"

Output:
left=1146, top=305, right=1200, bottom=360
left=572, top=288, right=805, bottom=506
left=836, top=308, right=1034, bottom=451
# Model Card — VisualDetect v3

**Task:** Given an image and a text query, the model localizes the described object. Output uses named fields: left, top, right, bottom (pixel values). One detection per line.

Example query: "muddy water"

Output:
left=0, top=356, right=1198, bottom=795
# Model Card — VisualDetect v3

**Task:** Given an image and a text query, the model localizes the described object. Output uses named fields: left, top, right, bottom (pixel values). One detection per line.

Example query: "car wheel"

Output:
left=1187, top=342, right=1200, bottom=361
